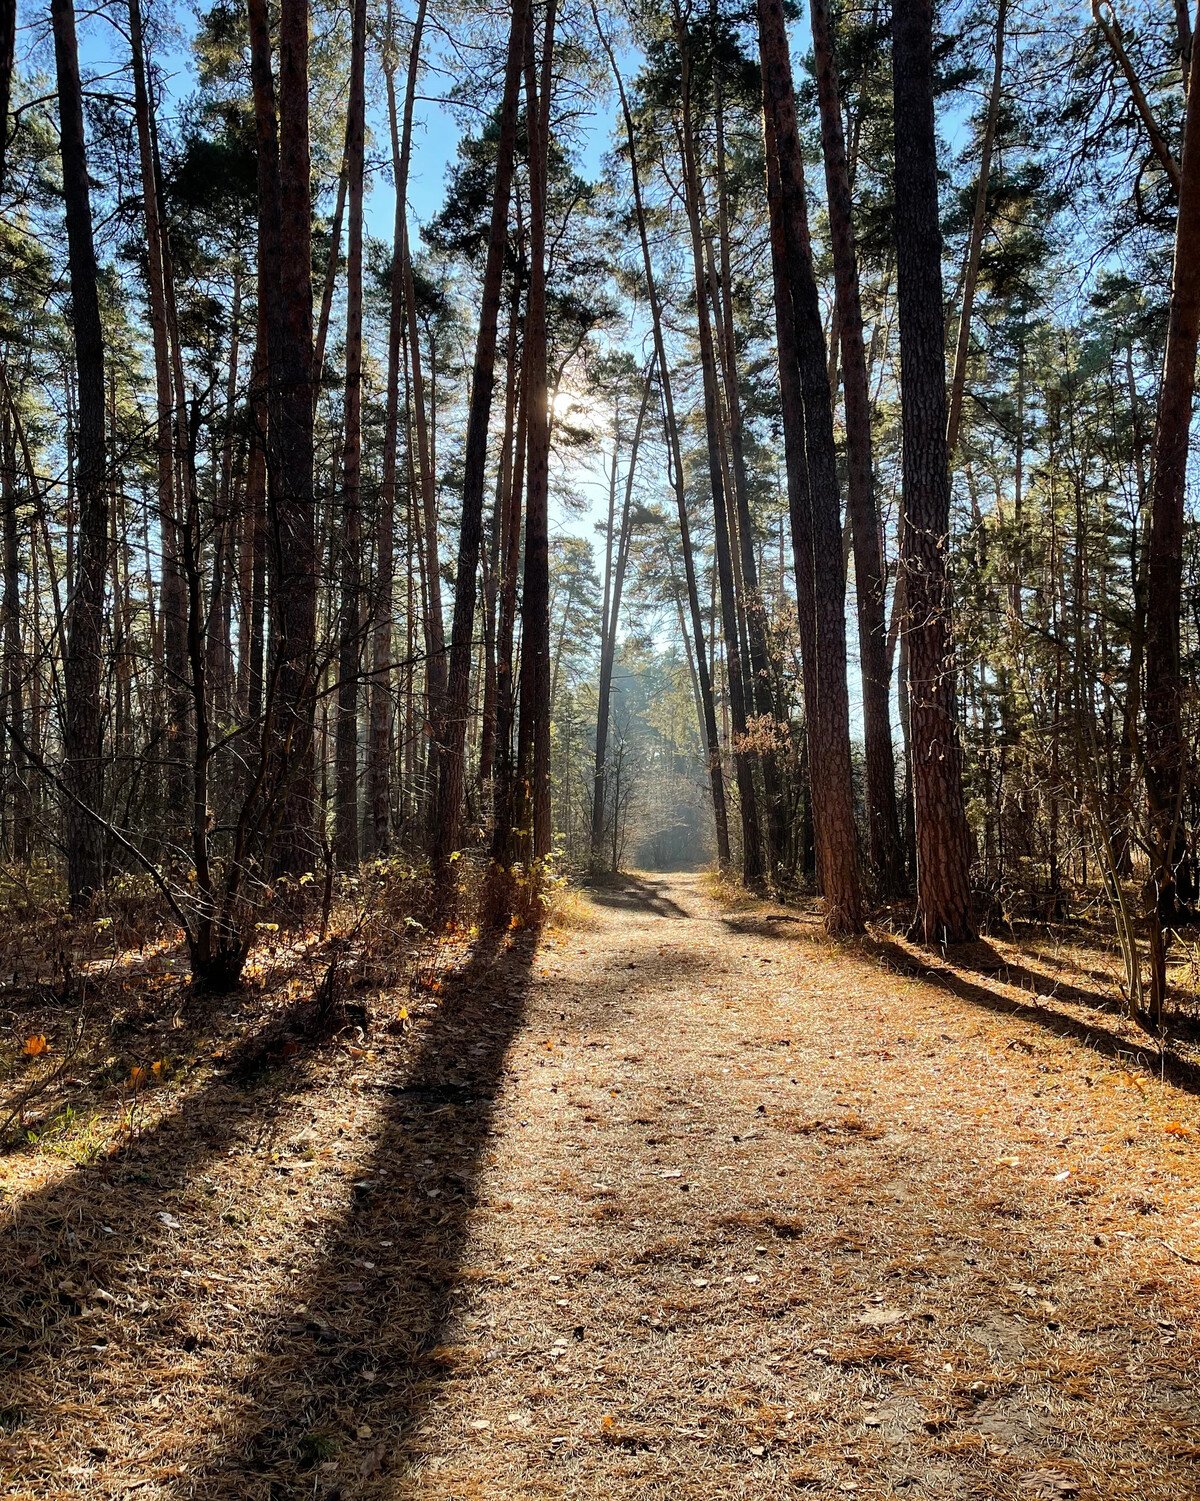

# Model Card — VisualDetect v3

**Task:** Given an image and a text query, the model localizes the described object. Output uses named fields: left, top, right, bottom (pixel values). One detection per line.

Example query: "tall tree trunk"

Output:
left=274, top=0, right=318, bottom=874
left=368, top=0, right=427, bottom=857
left=207, top=272, right=241, bottom=727
left=810, top=0, right=905, bottom=895
left=591, top=391, right=621, bottom=869
left=1145, top=2, right=1200, bottom=1025
left=0, top=0, right=14, bottom=199
left=1, top=411, right=28, bottom=858
left=480, top=292, right=520, bottom=795
left=515, top=0, right=557, bottom=861
left=709, top=62, right=786, bottom=883
left=891, top=0, right=976, bottom=943
left=53, top=0, right=108, bottom=907
left=403, top=152, right=446, bottom=833
left=130, top=0, right=191, bottom=830
left=593, top=3, right=730, bottom=866
left=675, top=12, right=762, bottom=889
left=945, top=0, right=1007, bottom=456
left=244, top=344, right=268, bottom=730
left=334, top=0, right=367, bottom=869
left=491, top=286, right=528, bottom=863
left=757, top=0, right=863, bottom=933
left=430, top=0, right=529, bottom=878
left=254, top=0, right=318, bottom=877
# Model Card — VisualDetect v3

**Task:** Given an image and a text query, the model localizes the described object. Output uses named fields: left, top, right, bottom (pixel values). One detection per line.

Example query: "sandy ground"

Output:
left=3, top=871, right=1200, bottom=1499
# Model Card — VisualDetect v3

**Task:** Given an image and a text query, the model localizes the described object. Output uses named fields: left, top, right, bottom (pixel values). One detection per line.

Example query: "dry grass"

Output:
left=2, top=870, right=1199, bottom=1499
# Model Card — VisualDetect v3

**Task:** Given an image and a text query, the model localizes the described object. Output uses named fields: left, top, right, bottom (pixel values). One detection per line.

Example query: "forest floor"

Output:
left=3, top=871, right=1200, bottom=1500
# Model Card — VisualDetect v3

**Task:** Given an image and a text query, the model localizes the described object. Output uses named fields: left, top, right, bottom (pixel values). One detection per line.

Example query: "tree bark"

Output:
left=1145, top=1, right=1200, bottom=1024
left=515, top=0, right=557, bottom=861
left=810, top=0, right=904, bottom=895
left=334, top=0, right=368, bottom=869
left=207, top=272, right=241, bottom=726
left=53, top=0, right=108, bottom=907
left=0, top=0, right=14, bottom=199
left=491, top=285, right=528, bottom=863
left=272, top=0, right=318, bottom=875
left=757, top=0, right=863, bottom=933
left=1, top=409, right=28, bottom=858
left=891, top=0, right=976, bottom=943
left=250, top=0, right=319, bottom=878
left=480, top=290, right=520, bottom=795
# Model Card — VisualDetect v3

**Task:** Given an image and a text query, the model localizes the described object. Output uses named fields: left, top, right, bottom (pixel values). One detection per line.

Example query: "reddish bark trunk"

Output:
left=1145, top=3, right=1200, bottom=1022
left=891, top=0, right=976, bottom=943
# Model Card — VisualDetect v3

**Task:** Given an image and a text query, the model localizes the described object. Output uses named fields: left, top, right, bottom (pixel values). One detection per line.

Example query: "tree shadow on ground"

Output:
left=1018, top=942, right=1127, bottom=994
left=163, top=923, right=537, bottom=1498
left=864, top=933, right=1200, bottom=1096
left=0, top=989, right=342, bottom=1427
left=718, top=911, right=824, bottom=943
left=0, top=917, right=387, bottom=1157
left=954, top=938, right=1123, bottom=1014
left=582, top=873, right=693, bottom=920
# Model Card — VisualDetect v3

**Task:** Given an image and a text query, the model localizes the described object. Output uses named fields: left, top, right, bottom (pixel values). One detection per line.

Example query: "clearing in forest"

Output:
left=3, top=873, right=1200, bottom=1499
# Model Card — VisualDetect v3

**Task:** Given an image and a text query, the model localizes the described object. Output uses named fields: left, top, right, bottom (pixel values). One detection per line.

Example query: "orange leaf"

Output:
left=22, top=1034, right=49, bottom=1057
left=129, top=1065, right=149, bottom=1088
left=1163, top=1121, right=1193, bottom=1137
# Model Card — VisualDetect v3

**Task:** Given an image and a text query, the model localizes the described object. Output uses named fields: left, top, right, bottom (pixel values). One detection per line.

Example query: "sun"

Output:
left=552, top=388, right=603, bottom=435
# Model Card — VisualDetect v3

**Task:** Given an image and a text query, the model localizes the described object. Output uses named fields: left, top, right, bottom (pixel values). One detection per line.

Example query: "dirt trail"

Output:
left=5, top=873, right=1200, bottom=1500
left=394, top=873, right=1200, bottom=1501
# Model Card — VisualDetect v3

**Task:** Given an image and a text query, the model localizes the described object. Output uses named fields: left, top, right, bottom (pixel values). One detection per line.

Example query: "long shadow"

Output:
left=719, top=911, right=823, bottom=943
left=865, top=933, right=1200, bottom=1097
left=164, top=924, right=538, bottom=1498
left=583, top=872, right=692, bottom=919
left=1019, top=943, right=1128, bottom=994
left=956, top=939, right=1122, bottom=1014
left=1, top=949, right=279, bottom=1134
left=0, top=990, right=340, bottom=1418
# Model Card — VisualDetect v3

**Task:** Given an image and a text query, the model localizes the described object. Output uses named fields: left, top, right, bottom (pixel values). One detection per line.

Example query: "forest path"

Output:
left=393, top=871, right=1200, bottom=1501
left=6, top=873, right=1200, bottom=1500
